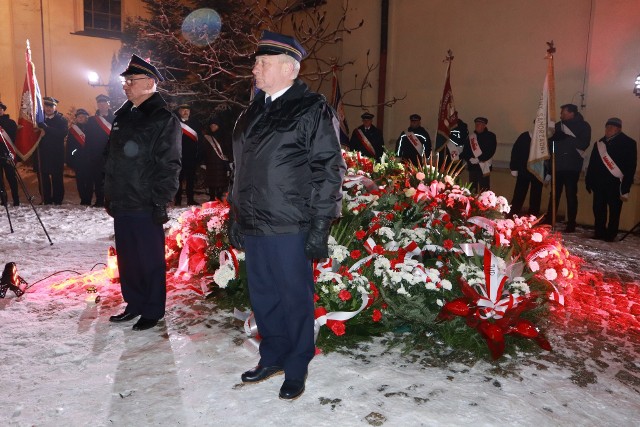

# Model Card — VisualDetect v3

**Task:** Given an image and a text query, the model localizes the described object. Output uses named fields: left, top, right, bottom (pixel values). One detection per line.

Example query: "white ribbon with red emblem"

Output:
left=343, top=173, right=378, bottom=192
left=349, top=237, right=380, bottom=272
left=313, top=292, right=370, bottom=342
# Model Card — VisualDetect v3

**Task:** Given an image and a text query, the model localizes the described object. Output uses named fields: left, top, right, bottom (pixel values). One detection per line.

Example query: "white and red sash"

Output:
left=204, top=135, right=228, bottom=161
left=356, top=128, right=377, bottom=157
left=561, top=123, right=586, bottom=158
left=69, top=124, right=86, bottom=147
left=94, top=115, right=112, bottom=136
left=405, top=132, right=424, bottom=156
left=181, top=122, right=198, bottom=142
left=446, top=140, right=461, bottom=160
left=470, top=133, right=491, bottom=176
left=0, top=126, right=16, bottom=158
left=596, top=140, right=624, bottom=181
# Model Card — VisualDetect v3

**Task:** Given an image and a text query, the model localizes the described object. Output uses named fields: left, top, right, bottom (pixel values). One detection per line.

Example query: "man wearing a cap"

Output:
left=461, top=116, right=497, bottom=193
left=509, top=123, right=543, bottom=217
left=104, top=54, right=182, bottom=331
left=174, top=104, right=201, bottom=206
left=395, top=114, right=431, bottom=166
left=585, top=118, right=637, bottom=241
left=0, top=102, right=19, bottom=206
left=35, top=97, right=68, bottom=205
left=545, top=103, right=591, bottom=232
left=228, top=31, right=345, bottom=400
left=66, top=109, right=92, bottom=205
left=349, top=112, right=384, bottom=161
left=83, top=94, right=115, bottom=207
left=201, top=116, right=231, bottom=201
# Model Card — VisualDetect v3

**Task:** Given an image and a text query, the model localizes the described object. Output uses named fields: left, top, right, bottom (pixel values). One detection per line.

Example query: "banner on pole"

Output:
left=14, top=40, right=44, bottom=161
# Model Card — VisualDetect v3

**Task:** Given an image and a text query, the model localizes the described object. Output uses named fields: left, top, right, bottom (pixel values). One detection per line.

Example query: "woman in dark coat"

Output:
left=201, top=116, right=232, bottom=200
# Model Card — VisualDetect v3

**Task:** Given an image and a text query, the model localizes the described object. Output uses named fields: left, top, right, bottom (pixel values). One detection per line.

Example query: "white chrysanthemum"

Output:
left=544, top=268, right=558, bottom=280
left=436, top=299, right=444, bottom=307
left=374, top=257, right=391, bottom=276
left=329, top=244, right=349, bottom=263
left=529, top=260, right=540, bottom=272
left=377, top=226, right=395, bottom=240
left=213, top=264, right=236, bottom=288
left=440, top=279, right=452, bottom=291
left=531, top=232, right=543, bottom=242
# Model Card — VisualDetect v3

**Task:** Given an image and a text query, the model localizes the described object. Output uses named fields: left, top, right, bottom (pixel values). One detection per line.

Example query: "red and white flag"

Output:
left=435, top=52, right=459, bottom=156
left=528, top=50, right=556, bottom=182
left=14, top=40, right=44, bottom=161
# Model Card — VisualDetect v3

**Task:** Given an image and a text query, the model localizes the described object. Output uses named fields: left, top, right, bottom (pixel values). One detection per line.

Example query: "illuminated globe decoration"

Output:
left=181, top=8, right=222, bottom=47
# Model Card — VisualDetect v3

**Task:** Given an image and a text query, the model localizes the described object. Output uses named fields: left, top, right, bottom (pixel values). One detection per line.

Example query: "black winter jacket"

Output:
left=550, top=113, right=591, bottom=172
left=230, top=80, right=345, bottom=236
left=104, top=92, right=181, bottom=212
left=585, top=131, right=637, bottom=195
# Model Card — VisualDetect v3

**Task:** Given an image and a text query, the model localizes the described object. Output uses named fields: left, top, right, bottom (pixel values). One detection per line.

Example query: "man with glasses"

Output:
left=104, top=54, right=182, bottom=331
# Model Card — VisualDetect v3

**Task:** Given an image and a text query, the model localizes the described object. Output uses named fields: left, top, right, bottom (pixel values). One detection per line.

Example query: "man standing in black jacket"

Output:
left=66, top=108, right=91, bottom=205
left=462, top=117, right=497, bottom=193
left=349, top=112, right=385, bottom=161
left=35, top=97, right=68, bottom=205
left=174, top=104, right=201, bottom=206
left=585, top=118, right=637, bottom=241
left=545, top=103, right=591, bottom=232
left=229, top=31, right=345, bottom=400
left=509, top=128, right=543, bottom=217
left=84, top=94, right=115, bottom=207
left=0, top=102, right=19, bottom=206
left=104, top=54, right=181, bottom=331
left=395, top=114, right=431, bottom=166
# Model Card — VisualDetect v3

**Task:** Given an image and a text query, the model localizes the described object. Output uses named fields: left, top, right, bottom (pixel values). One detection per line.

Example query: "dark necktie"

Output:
left=265, top=96, right=272, bottom=107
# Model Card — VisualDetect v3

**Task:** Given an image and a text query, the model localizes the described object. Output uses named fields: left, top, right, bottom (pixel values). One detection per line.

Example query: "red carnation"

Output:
left=327, top=319, right=346, bottom=336
left=445, top=222, right=454, bottom=230
left=355, top=230, right=367, bottom=240
left=443, top=239, right=454, bottom=250
left=338, top=289, right=352, bottom=301
left=442, top=213, right=451, bottom=222
left=314, top=293, right=320, bottom=302
left=350, top=249, right=362, bottom=259
left=372, top=309, right=382, bottom=322
left=386, top=213, right=395, bottom=221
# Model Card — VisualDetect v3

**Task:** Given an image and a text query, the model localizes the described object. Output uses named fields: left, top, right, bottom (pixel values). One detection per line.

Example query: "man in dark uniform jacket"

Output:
left=395, top=114, right=431, bottom=166
left=174, top=104, right=201, bottom=206
left=461, top=116, right=497, bottom=193
left=201, top=116, right=231, bottom=201
left=349, top=112, right=385, bottom=161
left=509, top=127, right=543, bottom=216
left=35, top=96, right=68, bottom=204
left=434, top=115, right=468, bottom=168
left=84, top=94, right=115, bottom=207
left=229, top=31, right=345, bottom=400
left=0, top=102, right=19, bottom=206
left=104, top=54, right=181, bottom=331
left=66, top=108, right=92, bottom=205
left=544, top=103, right=591, bottom=232
left=585, top=118, right=637, bottom=241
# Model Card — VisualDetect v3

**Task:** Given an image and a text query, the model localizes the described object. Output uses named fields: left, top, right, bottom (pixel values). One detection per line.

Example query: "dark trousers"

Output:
left=175, top=166, right=197, bottom=204
left=0, top=159, right=19, bottom=204
left=91, top=167, right=105, bottom=206
left=468, top=166, right=490, bottom=193
left=75, top=167, right=93, bottom=205
left=114, top=211, right=167, bottom=319
left=546, top=170, right=580, bottom=225
left=245, top=232, right=315, bottom=380
left=39, top=168, right=64, bottom=204
left=510, top=170, right=542, bottom=216
left=592, top=186, right=623, bottom=240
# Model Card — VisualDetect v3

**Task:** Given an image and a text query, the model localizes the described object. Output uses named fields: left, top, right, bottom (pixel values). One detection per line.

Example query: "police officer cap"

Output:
left=560, top=103, right=578, bottom=113
left=605, top=117, right=622, bottom=128
left=120, top=54, right=165, bottom=82
left=95, top=94, right=110, bottom=103
left=410, top=114, right=421, bottom=121
left=474, top=117, right=488, bottom=124
left=0, top=102, right=7, bottom=110
left=177, top=103, right=191, bottom=110
left=43, top=96, right=59, bottom=106
left=75, top=108, right=90, bottom=117
left=361, top=112, right=374, bottom=120
left=255, top=30, right=307, bottom=62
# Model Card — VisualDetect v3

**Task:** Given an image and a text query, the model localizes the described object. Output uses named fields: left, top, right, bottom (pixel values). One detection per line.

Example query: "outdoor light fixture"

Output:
left=88, top=71, right=108, bottom=87
left=106, top=246, right=119, bottom=283
left=634, top=73, right=640, bottom=97
left=0, top=262, right=27, bottom=298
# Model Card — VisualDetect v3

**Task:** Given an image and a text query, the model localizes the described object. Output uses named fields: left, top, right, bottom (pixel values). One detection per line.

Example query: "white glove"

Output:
left=469, top=157, right=479, bottom=164
left=544, top=174, right=551, bottom=183
left=621, top=193, right=629, bottom=202
left=511, top=170, right=518, bottom=177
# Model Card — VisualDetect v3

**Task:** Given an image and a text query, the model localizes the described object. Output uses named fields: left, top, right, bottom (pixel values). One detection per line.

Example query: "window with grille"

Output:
left=84, top=0, right=122, bottom=32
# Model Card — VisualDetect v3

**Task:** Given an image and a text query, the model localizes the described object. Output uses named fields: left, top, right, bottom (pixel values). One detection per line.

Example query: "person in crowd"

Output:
left=544, top=103, right=591, bottom=232
left=174, top=104, right=201, bottom=206
left=461, top=116, right=497, bottom=193
left=0, top=102, right=19, bottom=206
left=66, top=108, right=92, bottom=205
left=395, top=114, right=431, bottom=166
left=348, top=112, right=384, bottom=161
left=104, top=54, right=181, bottom=331
left=509, top=124, right=543, bottom=217
left=201, top=116, right=231, bottom=201
left=435, top=114, right=468, bottom=167
left=35, top=96, right=68, bottom=205
left=585, top=118, right=637, bottom=242
left=84, top=94, right=115, bottom=207
left=228, top=31, right=345, bottom=400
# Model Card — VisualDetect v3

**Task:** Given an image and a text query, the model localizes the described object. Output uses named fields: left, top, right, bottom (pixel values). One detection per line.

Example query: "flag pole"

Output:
left=546, top=42, right=557, bottom=229
left=434, top=50, right=454, bottom=166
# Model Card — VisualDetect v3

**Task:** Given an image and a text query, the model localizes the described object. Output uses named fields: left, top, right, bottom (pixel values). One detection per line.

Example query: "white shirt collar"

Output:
left=265, top=85, right=292, bottom=103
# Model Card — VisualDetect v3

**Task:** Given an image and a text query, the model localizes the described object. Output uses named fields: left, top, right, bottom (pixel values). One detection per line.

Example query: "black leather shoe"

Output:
left=564, top=223, right=576, bottom=233
left=109, top=312, right=138, bottom=323
left=132, top=317, right=159, bottom=331
left=241, top=365, right=284, bottom=383
left=279, top=378, right=306, bottom=400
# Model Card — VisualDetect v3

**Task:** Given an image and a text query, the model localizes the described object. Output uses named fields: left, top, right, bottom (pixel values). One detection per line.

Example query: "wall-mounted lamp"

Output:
left=634, top=73, right=640, bottom=97
left=88, top=71, right=109, bottom=87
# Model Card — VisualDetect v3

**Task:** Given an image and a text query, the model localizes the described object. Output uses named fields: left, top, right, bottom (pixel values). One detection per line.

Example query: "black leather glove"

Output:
left=227, top=217, right=244, bottom=250
left=304, top=217, right=333, bottom=260
left=152, top=204, right=169, bottom=225
left=104, top=198, right=113, bottom=218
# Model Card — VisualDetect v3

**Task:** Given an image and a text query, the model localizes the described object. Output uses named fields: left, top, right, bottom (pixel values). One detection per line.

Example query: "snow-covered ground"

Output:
left=1, top=166, right=639, bottom=426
